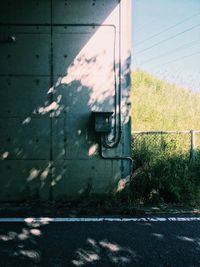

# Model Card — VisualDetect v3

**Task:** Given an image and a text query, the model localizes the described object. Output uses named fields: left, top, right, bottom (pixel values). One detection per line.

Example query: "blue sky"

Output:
left=132, top=0, right=200, bottom=91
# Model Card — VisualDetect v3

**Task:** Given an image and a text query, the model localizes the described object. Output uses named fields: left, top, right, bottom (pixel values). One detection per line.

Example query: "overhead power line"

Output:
left=134, top=22, right=200, bottom=55
left=135, top=11, right=200, bottom=47
left=134, top=17, right=158, bottom=33
left=140, top=39, right=200, bottom=65
left=154, top=51, right=200, bottom=68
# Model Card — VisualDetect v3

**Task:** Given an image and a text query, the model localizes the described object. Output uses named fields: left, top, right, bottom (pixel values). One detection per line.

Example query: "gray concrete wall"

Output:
left=0, top=0, right=132, bottom=201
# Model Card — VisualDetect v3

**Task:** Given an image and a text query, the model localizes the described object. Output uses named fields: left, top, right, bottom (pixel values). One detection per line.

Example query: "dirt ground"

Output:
left=0, top=199, right=199, bottom=217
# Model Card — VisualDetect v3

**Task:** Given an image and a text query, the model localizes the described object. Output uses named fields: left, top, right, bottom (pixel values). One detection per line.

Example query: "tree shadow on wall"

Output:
left=0, top=2, right=131, bottom=201
left=0, top=50, right=131, bottom=201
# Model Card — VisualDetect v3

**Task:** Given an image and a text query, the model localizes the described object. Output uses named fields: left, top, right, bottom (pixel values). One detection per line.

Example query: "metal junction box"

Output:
left=93, top=111, right=113, bottom=133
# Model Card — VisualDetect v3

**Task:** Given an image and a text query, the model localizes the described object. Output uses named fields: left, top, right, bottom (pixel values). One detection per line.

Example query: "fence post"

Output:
left=190, top=129, right=196, bottom=161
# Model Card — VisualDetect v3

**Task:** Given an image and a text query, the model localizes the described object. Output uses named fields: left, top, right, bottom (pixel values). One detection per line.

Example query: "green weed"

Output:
left=131, top=70, right=200, bottom=205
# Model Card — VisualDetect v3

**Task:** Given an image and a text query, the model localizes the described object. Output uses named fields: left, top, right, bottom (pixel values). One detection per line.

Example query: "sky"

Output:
left=132, top=0, right=200, bottom=91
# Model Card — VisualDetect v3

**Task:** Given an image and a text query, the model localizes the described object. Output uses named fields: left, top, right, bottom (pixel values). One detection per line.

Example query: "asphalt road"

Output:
left=0, top=217, right=200, bottom=267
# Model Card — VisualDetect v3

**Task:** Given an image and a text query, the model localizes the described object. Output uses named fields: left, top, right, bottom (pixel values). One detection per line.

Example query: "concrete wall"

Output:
left=0, top=0, right=132, bottom=201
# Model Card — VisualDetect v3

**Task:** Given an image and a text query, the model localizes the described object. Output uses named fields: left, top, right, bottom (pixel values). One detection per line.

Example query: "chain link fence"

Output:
left=130, top=130, right=200, bottom=204
left=132, top=130, right=200, bottom=162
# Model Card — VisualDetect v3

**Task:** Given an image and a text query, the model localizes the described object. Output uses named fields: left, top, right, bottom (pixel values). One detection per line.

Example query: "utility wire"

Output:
left=154, top=51, right=200, bottom=68
left=135, top=11, right=200, bottom=46
left=140, top=39, right=200, bottom=65
left=134, top=17, right=158, bottom=33
left=134, top=22, right=200, bottom=55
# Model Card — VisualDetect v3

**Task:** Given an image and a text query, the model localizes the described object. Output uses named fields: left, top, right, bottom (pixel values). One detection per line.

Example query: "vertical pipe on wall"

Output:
left=49, top=0, right=53, bottom=201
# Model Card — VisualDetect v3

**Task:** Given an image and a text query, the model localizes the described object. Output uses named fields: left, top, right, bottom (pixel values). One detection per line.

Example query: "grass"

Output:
left=131, top=70, right=200, bottom=131
left=131, top=136, right=200, bottom=205
left=131, top=70, right=200, bottom=205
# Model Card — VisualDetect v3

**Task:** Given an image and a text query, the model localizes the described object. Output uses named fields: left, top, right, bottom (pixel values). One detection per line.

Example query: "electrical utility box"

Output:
left=0, top=0, right=132, bottom=201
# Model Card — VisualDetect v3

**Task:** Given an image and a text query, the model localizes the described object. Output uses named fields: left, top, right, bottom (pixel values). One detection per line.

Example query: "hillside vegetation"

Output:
left=130, top=70, right=200, bottom=205
left=131, top=70, right=200, bottom=131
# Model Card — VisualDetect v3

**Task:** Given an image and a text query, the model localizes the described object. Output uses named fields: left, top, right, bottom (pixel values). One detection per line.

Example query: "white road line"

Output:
left=0, top=217, right=199, bottom=223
